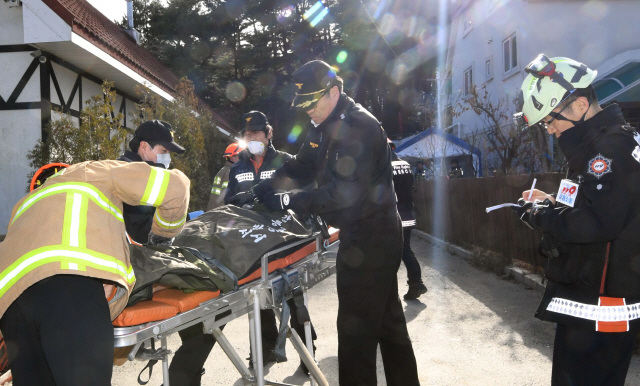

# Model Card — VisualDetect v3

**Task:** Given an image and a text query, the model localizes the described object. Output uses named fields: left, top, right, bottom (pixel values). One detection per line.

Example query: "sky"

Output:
left=86, top=0, right=170, bottom=23
left=87, top=0, right=127, bottom=22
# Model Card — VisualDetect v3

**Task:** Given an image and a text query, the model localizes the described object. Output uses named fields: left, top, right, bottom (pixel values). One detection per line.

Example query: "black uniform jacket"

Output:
left=118, top=150, right=165, bottom=244
left=534, top=104, right=640, bottom=330
left=391, top=152, right=416, bottom=228
left=224, top=145, right=292, bottom=202
left=253, top=94, right=397, bottom=231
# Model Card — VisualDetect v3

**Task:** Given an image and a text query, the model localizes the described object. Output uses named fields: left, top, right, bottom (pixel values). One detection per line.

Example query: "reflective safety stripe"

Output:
left=212, top=188, right=221, bottom=195
left=141, top=167, right=170, bottom=207
left=154, top=210, right=187, bottom=230
left=402, top=220, right=417, bottom=227
left=260, top=170, right=275, bottom=179
left=214, top=177, right=221, bottom=184
left=0, top=245, right=135, bottom=298
left=221, top=181, right=228, bottom=188
left=62, top=193, right=89, bottom=248
left=11, top=182, right=123, bottom=225
left=546, top=297, right=640, bottom=325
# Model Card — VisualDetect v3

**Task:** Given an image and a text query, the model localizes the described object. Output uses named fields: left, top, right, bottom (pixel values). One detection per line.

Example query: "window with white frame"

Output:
left=486, top=59, right=493, bottom=81
left=503, top=33, right=518, bottom=74
left=463, top=14, right=472, bottom=36
left=464, top=66, right=473, bottom=95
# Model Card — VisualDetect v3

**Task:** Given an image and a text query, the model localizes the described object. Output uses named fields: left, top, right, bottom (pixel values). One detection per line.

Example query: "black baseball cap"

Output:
left=291, top=60, right=338, bottom=110
left=134, top=120, right=185, bottom=153
left=241, top=111, right=269, bottom=133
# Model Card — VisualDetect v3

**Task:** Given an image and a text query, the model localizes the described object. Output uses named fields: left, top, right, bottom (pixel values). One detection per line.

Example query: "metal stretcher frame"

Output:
left=113, top=231, right=339, bottom=386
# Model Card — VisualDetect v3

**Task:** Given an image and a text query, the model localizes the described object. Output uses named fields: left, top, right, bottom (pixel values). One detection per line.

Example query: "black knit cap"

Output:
left=134, top=120, right=185, bottom=153
left=291, top=60, right=338, bottom=110
left=241, top=111, right=269, bottom=133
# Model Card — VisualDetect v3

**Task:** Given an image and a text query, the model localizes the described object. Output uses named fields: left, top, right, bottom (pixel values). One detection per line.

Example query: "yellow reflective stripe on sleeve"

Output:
left=141, top=168, right=171, bottom=207
left=11, top=183, right=123, bottom=225
left=154, top=210, right=187, bottom=230
left=0, top=245, right=135, bottom=298
left=221, top=181, right=228, bottom=188
left=212, top=188, right=221, bottom=195
left=214, top=177, right=221, bottom=184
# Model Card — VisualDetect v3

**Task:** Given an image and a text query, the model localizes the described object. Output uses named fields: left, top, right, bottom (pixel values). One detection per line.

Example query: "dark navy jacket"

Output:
left=533, top=104, right=640, bottom=330
left=224, top=145, right=292, bottom=203
left=253, top=94, right=397, bottom=230
left=391, top=152, right=416, bottom=228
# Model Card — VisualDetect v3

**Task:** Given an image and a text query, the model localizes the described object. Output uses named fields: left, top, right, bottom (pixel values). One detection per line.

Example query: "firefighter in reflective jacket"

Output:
left=0, top=160, right=189, bottom=386
left=207, top=143, right=243, bottom=210
left=389, top=140, right=427, bottom=300
left=514, top=54, right=640, bottom=386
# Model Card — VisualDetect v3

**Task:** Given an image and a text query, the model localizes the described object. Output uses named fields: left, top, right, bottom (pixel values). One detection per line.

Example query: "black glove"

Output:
left=539, top=234, right=559, bottom=260
left=512, top=198, right=535, bottom=229
left=228, top=189, right=257, bottom=207
left=263, top=191, right=293, bottom=212
left=148, top=231, right=174, bottom=247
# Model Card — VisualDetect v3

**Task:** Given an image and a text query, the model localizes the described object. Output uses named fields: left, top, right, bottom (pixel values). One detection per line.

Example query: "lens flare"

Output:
left=303, top=1, right=323, bottom=19
left=225, top=81, right=246, bottom=102
left=303, top=1, right=329, bottom=27
left=288, top=125, right=303, bottom=143
left=336, top=51, right=348, bottom=63
left=310, top=7, right=329, bottom=27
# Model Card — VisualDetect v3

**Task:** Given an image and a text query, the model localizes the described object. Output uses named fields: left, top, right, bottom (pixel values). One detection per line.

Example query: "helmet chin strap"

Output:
left=549, top=100, right=591, bottom=126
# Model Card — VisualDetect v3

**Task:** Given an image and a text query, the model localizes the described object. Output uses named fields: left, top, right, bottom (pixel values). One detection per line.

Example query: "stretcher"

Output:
left=113, top=228, right=339, bottom=386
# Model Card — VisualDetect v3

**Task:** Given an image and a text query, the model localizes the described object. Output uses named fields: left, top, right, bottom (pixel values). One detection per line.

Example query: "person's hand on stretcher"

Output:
left=229, top=188, right=297, bottom=212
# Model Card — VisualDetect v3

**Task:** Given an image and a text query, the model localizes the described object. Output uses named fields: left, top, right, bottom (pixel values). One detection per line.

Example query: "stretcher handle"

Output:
left=311, top=215, right=331, bottom=240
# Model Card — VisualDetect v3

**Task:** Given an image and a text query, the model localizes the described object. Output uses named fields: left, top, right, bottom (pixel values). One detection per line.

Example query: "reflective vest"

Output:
left=0, top=160, right=190, bottom=320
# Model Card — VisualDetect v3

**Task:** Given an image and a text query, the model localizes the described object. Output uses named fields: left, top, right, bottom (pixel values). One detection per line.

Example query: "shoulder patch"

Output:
left=587, top=154, right=612, bottom=179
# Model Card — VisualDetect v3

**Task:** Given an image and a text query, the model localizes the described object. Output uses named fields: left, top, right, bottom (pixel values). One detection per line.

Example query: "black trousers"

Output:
left=552, top=323, right=640, bottom=386
left=0, top=275, right=113, bottom=386
left=259, top=299, right=318, bottom=354
left=336, top=214, right=419, bottom=386
left=402, top=227, right=423, bottom=284
left=169, top=323, right=222, bottom=386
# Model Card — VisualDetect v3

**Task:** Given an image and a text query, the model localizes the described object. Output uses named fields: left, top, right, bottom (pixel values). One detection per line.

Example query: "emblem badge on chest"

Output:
left=587, top=154, right=612, bottom=179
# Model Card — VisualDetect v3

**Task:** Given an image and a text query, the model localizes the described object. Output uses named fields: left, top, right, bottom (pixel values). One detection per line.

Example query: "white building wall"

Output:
left=0, top=2, right=25, bottom=45
left=0, top=110, right=42, bottom=235
left=449, top=0, right=640, bottom=138
left=22, top=0, right=71, bottom=43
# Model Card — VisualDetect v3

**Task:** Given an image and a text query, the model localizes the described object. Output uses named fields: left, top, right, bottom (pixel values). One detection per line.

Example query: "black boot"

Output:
left=404, top=282, right=428, bottom=300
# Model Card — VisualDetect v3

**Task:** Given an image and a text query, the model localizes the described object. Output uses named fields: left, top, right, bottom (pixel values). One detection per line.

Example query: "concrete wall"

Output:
left=448, top=0, right=640, bottom=138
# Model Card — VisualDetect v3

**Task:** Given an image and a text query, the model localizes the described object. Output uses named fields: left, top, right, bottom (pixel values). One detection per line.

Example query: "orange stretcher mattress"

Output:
left=114, top=231, right=339, bottom=327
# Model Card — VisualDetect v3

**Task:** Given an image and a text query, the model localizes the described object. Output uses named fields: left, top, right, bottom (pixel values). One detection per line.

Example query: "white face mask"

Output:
left=143, top=145, right=171, bottom=169
left=155, top=153, right=171, bottom=169
left=247, top=141, right=265, bottom=156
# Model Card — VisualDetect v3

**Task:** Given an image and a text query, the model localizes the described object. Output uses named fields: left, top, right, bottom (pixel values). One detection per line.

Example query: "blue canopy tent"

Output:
left=395, top=128, right=483, bottom=177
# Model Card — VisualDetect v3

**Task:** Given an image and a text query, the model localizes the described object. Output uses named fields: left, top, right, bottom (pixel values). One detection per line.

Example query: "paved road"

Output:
left=112, top=233, right=640, bottom=385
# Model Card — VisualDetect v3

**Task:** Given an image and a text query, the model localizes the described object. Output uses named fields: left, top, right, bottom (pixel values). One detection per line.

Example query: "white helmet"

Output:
left=517, top=55, right=597, bottom=126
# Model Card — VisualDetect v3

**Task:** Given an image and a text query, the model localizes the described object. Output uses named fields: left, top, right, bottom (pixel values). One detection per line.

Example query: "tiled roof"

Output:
left=41, top=0, right=179, bottom=94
